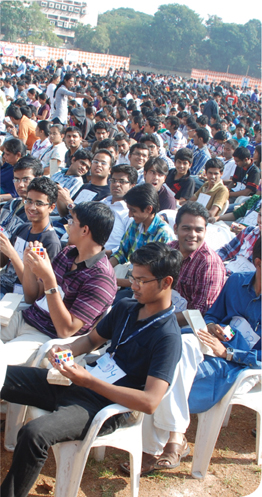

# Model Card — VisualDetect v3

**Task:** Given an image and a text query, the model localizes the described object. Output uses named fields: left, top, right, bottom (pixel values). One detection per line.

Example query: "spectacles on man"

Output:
left=92, top=159, right=109, bottom=166
left=129, top=275, right=162, bottom=288
left=109, top=178, right=130, bottom=185
left=13, top=177, right=33, bottom=184
left=24, top=199, right=50, bottom=207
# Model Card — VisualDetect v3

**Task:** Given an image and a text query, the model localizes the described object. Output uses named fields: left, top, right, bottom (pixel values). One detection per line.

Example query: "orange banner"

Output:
left=191, top=68, right=261, bottom=92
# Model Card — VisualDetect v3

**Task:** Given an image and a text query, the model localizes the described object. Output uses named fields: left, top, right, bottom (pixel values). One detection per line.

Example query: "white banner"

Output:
left=34, top=46, right=48, bottom=58
left=66, top=50, right=79, bottom=62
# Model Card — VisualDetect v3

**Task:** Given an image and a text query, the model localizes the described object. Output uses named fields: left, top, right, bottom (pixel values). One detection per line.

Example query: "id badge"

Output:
left=13, top=284, right=23, bottom=295
left=85, top=352, right=126, bottom=384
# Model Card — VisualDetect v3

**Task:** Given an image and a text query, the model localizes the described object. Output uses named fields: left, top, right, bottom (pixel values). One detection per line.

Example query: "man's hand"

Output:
left=23, top=246, right=54, bottom=284
left=0, top=232, right=15, bottom=258
left=206, top=322, right=226, bottom=341
left=57, top=185, right=72, bottom=205
left=230, top=223, right=245, bottom=235
left=48, top=345, right=72, bottom=367
left=198, top=328, right=227, bottom=358
left=55, top=361, right=90, bottom=388
left=208, top=215, right=220, bottom=224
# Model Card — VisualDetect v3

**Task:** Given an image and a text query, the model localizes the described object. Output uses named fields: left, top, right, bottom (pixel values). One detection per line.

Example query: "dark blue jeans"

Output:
left=1, top=366, right=111, bottom=497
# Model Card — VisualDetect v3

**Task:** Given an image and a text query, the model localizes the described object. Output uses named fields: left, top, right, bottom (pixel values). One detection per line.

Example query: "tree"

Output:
left=0, top=1, right=60, bottom=47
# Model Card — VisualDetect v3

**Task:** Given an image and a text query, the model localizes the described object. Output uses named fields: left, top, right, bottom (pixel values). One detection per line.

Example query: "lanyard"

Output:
left=110, top=305, right=176, bottom=357
left=241, top=164, right=256, bottom=184
left=23, top=222, right=50, bottom=251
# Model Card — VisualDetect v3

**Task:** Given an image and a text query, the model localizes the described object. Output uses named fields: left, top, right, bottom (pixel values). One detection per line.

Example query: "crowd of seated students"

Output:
left=0, top=60, right=261, bottom=493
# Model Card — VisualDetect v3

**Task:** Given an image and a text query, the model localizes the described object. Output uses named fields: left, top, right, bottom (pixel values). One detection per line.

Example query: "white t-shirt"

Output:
left=40, top=142, right=68, bottom=170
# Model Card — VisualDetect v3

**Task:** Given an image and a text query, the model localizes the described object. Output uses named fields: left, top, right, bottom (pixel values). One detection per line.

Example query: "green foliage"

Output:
left=0, top=1, right=60, bottom=47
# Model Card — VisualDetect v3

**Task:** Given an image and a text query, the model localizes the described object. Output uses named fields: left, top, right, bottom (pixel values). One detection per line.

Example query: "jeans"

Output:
left=1, top=366, right=111, bottom=497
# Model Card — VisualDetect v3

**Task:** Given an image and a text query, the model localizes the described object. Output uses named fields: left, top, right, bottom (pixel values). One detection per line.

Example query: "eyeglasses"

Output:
left=92, top=159, right=109, bottom=166
left=24, top=199, right=50, bottom=207
left=129, top=276, right=162, bottom=288
left=13, top=177, right=33, bottom=184
left=109, top=178, right=130, bottom=185
left=68, top=218, right=78, bottom=226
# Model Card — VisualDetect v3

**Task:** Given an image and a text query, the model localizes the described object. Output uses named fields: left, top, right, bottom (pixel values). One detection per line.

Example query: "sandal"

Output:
left=120, top=452, right=159, bottom=476
left=154, top=437, right=190, bottom=470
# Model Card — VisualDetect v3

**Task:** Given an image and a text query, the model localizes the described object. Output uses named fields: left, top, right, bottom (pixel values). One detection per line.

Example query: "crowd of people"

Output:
left=0, top=54, right=261, bottom=496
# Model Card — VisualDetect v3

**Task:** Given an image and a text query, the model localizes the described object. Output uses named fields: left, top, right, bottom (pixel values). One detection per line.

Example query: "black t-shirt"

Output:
left=158, top=185, right=177, bottom=211
left=166, top=169, right=195, bottom=200
left=96, top=298, right=182, bottom=390
left=0, top=223, right=61, bottom=291
left=72, top=183, right=110, bottom=203
left=232, top=164, right=260, bottom=194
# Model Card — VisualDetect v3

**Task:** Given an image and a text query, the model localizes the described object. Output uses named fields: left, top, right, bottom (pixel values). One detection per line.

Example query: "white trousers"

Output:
left=143, top=334, right=204, bottom=455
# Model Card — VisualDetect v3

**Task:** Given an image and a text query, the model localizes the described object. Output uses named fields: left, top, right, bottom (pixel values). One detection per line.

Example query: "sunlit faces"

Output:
left=130, top=264, right=165, bottom=304
left=144, top=120, right=153, bottom=134
left=24, top=190, right=55, bottom=223
left=126, top=204, right=152, bottom=225
left=144, top=168, right=166, bottom=191
left=13, top=168, right=35, bottom=199
left=235, top=127, right=245, bottom=139
left=187, top=127, right=196, bottom=139
left=70, top=157, right=90, bottom=177
left=49, top=127, right=64, bottom=145
left=129, top=149, right=149, bottom=170
left=223, top=143, right=234, bottom=160
left=65, top=131, right=82, bottom=150
left=95, top=128, right=109, bottom=141
left=117, top=139, right=129, bottom=155
left=206, top=167, right=223, bottom=189
left=174, top=214, right=206, bottom=257
left=144, top=141, right=159, bottom=157
left=91, top=153, right=111, bottom=179
left=175, top=159, right=191, bottom=176
left=109, top=172, right=132, bottom=200
left=3, top=148, right=21, bottom=166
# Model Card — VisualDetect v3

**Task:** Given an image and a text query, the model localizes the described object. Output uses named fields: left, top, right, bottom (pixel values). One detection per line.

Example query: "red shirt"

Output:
left=169, top=240, right=226, bottom=315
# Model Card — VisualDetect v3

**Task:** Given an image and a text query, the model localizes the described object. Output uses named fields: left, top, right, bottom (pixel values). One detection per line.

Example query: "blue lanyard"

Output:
left=23, top=222, right=50, bottom=251
left=110, top=305, right=176, bottom=357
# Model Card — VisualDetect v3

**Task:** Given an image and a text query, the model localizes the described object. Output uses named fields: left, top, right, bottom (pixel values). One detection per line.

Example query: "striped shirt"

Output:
left=23, top=246, right=117, bottom=338
left=191, top=145, right=211, bottom=176
left=217, top=226, right=260, bottom=262
left=169, top=240, right=226, bottom=315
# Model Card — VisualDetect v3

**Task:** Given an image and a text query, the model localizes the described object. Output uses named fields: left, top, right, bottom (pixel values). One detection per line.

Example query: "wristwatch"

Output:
left=226, top=347, right=234, bottom=361
left=67, top=203, right=74, bottom=210
left=44, top=287, right=59, bottom=295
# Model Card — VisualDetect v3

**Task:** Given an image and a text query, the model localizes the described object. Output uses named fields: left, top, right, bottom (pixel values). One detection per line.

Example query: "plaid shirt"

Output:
left=217, top=226, right=260, bottom=262
left=114, top=214, right=176, bottom=265
left=169, top=240, right=226, bottom=315
left=23, top=246, right=117, bottom=338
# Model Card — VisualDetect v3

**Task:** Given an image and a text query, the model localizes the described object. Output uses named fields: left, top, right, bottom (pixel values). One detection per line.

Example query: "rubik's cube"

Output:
left=32, top=247, right=45, bottom=258
left=54, top=350, right=74, bottom=366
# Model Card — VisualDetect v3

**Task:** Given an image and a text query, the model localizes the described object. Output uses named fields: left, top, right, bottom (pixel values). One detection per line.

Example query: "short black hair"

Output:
left=73, top=148, right=93, bottom=163
left=6, top=105, right=22, bottom=120
left=129, top=142, right=149, bottom=155
left=93, top=148, right=114, bottom=168
left=27, top=176, right=58, bottom=204
left=50, top=123, right=65, bottom=135
left=13, top=155, right=43, bottom=176
left=72, top=201, right=115, bottom=246
left=196, top=115, right=208, bottom=126
left=233, top=147, right=251, bottom=161
left=176, top=201, right=209, bottom=227
left=20, top=105, right=32, bottom=118
left=140, top=133, right=160, bottom=147
left=214, top=130, right=227, bottom=141
left=205, top=158, right=224, bottom=173
left=146, top=117, right=160, bottom=131
left=195, top=127, right=210, bottom=144
left=98, top=139, right=118, bottom=153
left=124, top=183, right=159, bottom=214
left=37, top=120, right=51, bottom=137
left=64, top=126, right=82, bottom=137
left=144, top=157, right=169, bottom=176
left=4, top=138, right=27, bottom=157
left=115, top=133, right=131, bottom=143
left=175, top=148, right=193, bottom=164
left=111, top=164, right=138, bottom=184
left=94, top=121, right=109, bottom=132
left=130, top=242, right=183, bottom=289
left=225, top=139, right=238, bottom=150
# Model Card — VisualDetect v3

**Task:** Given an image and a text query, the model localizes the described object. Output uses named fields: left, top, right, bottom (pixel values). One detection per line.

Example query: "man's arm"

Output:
left=48, top=327, right=108, bottom=361
left=229, top=187, right=252, bottom=199
left=56, top=186, right=73, bottom=218
left=0, top=233, right=23, bottom=280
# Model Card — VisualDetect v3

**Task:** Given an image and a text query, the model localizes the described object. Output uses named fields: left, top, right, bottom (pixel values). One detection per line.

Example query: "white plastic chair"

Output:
left=191, top=368, right=262, bottom=479
left=219, top=199, right=229, bottom=216
left=22, top=403, right=144, bottom=497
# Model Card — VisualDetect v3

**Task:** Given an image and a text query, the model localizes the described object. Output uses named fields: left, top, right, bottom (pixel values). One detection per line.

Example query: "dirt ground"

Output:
left=1, top=405, right=261, bottom=497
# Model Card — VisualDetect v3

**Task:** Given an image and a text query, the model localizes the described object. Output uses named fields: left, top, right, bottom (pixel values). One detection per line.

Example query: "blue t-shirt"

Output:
left=0, top=162, right=17, bottom=197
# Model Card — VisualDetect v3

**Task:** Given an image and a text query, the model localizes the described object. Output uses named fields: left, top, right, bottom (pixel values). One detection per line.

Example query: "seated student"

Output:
left=140, top=133, right=174, bottom=170
left=36, top=93, right=51, bottom=121
left=161, top=116, right=186, bottom=157
left=227, top=147, right=260, bottom=204
left=165, top=148, right=195, bottom=204
left=190, top=127, right=211, bottom=183
left=89, top=121, right=110, bottom=152
left=64, top=126, right=82, bottom=168
left=110, top=183, right=176, bottom=293
left=186, top=121, right=198, bottom=149
left=144, top=157, right=177, bottom=211
left=97, top=138, right=119, bottom=162
left=56, top=149, right=112, bottom=220
left=31, top=120, right=51, bottom=160
left=1, top=242, right=183, bottom=496
left=102, top=164, right=138, bottom=256
left=1, top=201, right=117, bottom=366
left=208, top=130, right=227, bottom=158
left=217, top=207, right=261, bottom=271
left=221, top=139, right=238, bottom=183
left=114, top=133, right=131, bottom=165
left=0, top=177, right=61, bottom=299
left=190, top=158, right=229, bottom=217
left=128, top=143, right=149, bottom=184
left=0, top=156, right=43, bottom=239
left=129, top=113, right=144, bottom=142
left=247, top=124, right=261, bottom=158
left=0, top=138, right=27, bottom=203
left=210, top=193, right=261, bottom=234
left=40, top=124, right=67, bottom=175
left=50, top=149, right=92, bottom=215
left=6, top=104, right=37, bottom=151
left=138, top=238, right=261, bottom=475
left=232, top=122, right=249, bottom=147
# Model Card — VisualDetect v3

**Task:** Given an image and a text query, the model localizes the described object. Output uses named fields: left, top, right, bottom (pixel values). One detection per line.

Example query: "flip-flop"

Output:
left=154, top=438, right=190, bottom=470
left=120, top=452, right=159, bottom=476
